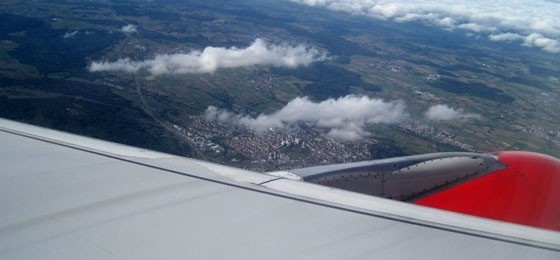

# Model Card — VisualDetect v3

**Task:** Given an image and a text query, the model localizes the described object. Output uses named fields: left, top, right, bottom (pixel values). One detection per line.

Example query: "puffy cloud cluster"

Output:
left=121, top=24, right=137, bottom=33
left=425, top=104, right=480, bottom=121
left=489, top=33, right=560, bottom=53
left=205, top=95, right=407, bottom=141
left=521, top=34, right=560, bottom=53
left=291, top=0, right=560, bottom=53
left=89, top=38, right=328, bottom=74
left=205, top=96, right=481, bottom=140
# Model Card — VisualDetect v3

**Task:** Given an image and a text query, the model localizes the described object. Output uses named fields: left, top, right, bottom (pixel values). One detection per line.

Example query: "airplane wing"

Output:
left=1, top=118, right=559, bottom=259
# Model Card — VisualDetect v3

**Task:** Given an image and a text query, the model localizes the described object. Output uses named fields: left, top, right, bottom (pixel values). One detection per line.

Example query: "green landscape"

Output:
left=1, top=0, right=559, bottom=170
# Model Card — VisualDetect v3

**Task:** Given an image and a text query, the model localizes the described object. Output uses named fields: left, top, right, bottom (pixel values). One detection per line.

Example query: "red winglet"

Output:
left=415, top=151, right=560, bottom=231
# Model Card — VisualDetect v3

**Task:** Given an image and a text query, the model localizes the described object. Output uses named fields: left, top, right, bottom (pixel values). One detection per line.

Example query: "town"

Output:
left=171, top=114, right=476, bottom=172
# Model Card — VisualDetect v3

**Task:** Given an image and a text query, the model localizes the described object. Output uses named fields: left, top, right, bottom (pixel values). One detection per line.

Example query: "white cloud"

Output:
left=89, top=38, right=328, bottom=74
left=488, top=32, right=560, bottom=52
left=425, top=104, right=480, bottom=121
left=89, top=58, right=142, bottom=73
left=457, top=23, right=485, bottom=33
left=205, top=95, right=407, bottom=141
left=522, top=33, right=560, bottom=53
left=291, top=0, right=560, bottom=53
left=121, top=24, right=137, bottom=33
left=63, top=31, right=78, bottom=39
left=488, top=32, right=525, bottom=42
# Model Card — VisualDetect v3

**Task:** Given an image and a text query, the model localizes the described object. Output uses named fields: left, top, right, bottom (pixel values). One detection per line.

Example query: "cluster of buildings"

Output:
left=177, top=115, right=377, bottom=171
left=171, top=112, right=487, bottom=171
left=368, top=61, right=424, bottom=77
left=397, top=120, right=476, bottom=152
